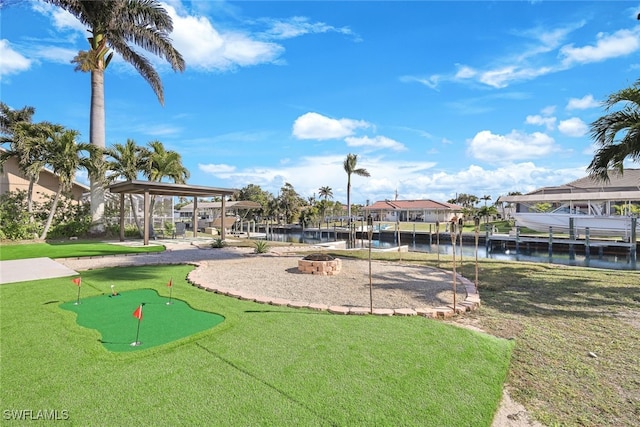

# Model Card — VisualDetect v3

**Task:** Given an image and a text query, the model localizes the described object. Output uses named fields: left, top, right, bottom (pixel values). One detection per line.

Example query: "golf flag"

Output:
left=167, top=278, right=173, bottom=287
left=72, top=277, right=81, bottom=286
left=133, top=304, right=143, bottom=320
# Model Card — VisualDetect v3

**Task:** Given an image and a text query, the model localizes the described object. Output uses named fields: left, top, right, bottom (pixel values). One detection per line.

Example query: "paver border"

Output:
left=186, top=261, right=481, bottom=318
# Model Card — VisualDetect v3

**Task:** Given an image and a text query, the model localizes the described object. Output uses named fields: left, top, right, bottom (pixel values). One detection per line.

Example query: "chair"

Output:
left=175, top=222, right=186, bottom=238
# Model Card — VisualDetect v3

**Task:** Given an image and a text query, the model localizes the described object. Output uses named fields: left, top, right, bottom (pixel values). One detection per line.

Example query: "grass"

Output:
left=60, top=288, right=225, bottom=352
left=0, top=263, right=512, bottom=426
left=0, top=240, right=164, bottom=261
left=326, top=249, right=640, bottom=426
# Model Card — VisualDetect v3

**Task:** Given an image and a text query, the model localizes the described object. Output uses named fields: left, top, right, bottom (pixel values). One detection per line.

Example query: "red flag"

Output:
left=133, top=305, right=143, bottom=321
left=72, top=277, right=81, bottom=286
left=167, top=279, right=173, bottom=288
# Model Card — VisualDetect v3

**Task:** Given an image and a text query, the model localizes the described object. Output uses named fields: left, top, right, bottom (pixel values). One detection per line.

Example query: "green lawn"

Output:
left=0, top=240, right=164, bottom=261
left=0, top=264, right=512, bottom=426
left=328, top=249, right=640, bottom=426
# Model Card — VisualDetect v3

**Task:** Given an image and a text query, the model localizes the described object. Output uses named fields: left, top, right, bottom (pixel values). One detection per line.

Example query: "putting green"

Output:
left=60, top=289, right=224, bottom=352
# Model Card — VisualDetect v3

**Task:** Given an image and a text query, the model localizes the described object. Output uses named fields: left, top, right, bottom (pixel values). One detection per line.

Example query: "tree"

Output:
left=0, top=103, right=37, bottom=217
left=234, top=184, right=272, bottom=222
left=40, top=127, right=95, bottom=240
left=0, top=102, right=35, bottom=133
left=45, top=0, right=186, bottom=233
left=143, top=140, right=189, bottom=236
left=277, top=183, right=304, bottom=224
left=588, top=79, right=640, bottom=182
left=318, top=186, right=333, bottom=201
left=104, top=139, right=149, bottom=236
left=1, top=122, right=57, bottom=223
left=448, top=193, right=479, bottom=208
left=343, top=153, right=370, bottom=221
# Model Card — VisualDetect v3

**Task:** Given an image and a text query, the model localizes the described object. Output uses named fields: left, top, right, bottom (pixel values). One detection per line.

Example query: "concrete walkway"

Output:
left=0, top=257, right=79, bottom=285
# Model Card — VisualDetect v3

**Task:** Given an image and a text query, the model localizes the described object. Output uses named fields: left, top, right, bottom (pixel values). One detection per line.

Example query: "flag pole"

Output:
left=72, top=277, right=82, bottom=305
left=131, top=303, right=144, bottom=346
left=166, top=277, right=173, bottom=305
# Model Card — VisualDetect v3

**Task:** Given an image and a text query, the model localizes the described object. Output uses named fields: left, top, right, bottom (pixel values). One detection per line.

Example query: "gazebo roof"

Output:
left=107, top=180, right=236, bottom=197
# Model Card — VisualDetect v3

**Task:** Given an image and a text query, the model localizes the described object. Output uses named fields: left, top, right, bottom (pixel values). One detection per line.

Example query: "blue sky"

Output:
left=2, top=0, right=640, bottom=206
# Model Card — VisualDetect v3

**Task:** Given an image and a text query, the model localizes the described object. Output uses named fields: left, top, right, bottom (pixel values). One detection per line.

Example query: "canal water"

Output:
left=265, top=232, right=638, bottom=271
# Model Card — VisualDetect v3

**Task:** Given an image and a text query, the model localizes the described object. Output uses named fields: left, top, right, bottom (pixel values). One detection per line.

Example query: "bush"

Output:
left=211, top=238, right=227, bottom=248
left=253, top=240, right=270, bottom=254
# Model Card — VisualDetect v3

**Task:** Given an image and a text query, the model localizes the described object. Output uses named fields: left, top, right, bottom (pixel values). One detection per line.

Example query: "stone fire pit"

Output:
left=297, top=253, right=342, bottom=275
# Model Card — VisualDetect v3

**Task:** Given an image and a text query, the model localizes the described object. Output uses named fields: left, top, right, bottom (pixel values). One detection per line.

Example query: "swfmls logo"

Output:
left=3, top=409, right=69, bottom=421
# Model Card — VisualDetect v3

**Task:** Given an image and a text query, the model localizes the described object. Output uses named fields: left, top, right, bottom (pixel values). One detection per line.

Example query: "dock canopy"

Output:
left=107, top=180, right=237, bottom=245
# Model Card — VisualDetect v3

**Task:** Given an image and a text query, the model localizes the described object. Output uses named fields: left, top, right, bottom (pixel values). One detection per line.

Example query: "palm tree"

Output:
left=143, top=140, right=189, bottom=236
left=105, top=139, right=149, bottom=236
left=0, top=104, right=37, bottom=213
left=45, top=0, right=186, bottom=233
left=343, top=153, right=370, bottom=221
left=40, top=128, right=95, bottom=240
left=0, top=102, right=35, bottom=133
left=1, top=121, right=59, bottom=222
left=588, top=80, right=640, bottom=182
left=318, top=186, right=333, bottom=201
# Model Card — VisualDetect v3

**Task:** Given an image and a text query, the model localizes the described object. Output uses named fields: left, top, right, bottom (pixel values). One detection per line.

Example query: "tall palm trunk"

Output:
left=130, top=194, right=144, bottom=237
left=89, top=68, right=106, bottom=233
left=40, top=182, right=63, bottom=240
left=346, top=176, right=352, bottom=220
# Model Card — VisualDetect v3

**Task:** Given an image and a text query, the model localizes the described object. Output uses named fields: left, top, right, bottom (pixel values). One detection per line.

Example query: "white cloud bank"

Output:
left=292, top=112, right=370, bottom=140
left=467, top=130, right=558, bottom=162
left=0, top=40, right=31, bottom=79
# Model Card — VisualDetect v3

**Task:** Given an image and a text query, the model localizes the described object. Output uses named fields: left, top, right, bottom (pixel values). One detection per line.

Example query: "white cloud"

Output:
left=31, top=1, right=86, bottom=33
left=292, top=112, right=370, bottom=140
left=165, top=4, right=284, bottom=71
left=525, top=115, right=556, bottom=131
left=541, top=105, right=556, bottom=116
left=345, top=135, right=406, bottom=151
left=478, top=65, right=554, bottom=89
left=560, top=28, right=640, bottom=65
left=467, top=130, right=558, bottom=162
left=198, top=153, right=588, bottom=206
left=33, top=46, right=78, bottom=64
left=399, top=75, right=441, bottom=90
left=198, top=163, right=237, bottom=176
left=0, top=40, right=31, bottom=78
left=558, top=117, right=589, bottom=137
left=261, top=16, right=358, bottom=40
left=566, top=94, right=600, bottom=110
left=454, top=65, right=476, bottom=79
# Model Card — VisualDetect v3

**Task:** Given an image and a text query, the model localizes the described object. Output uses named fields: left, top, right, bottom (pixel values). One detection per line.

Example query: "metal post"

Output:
left=458, top=217, right=464, bottom=276
left=569, top=217, right=575, bottom=261
left=474, top=217, right=479, bottom=292
left=450, top=222, right=457, bottom=313
left=548, top=226, right=553, bottom=259
left=367, top=215, right=374, bottom=313
left=585, top=228, right=590, bottom=260
left=435, top=221, right=440, bottom=265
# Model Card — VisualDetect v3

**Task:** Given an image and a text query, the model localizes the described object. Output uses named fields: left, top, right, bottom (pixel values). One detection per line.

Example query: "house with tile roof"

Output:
left=363, top=199, right=463, bottom=223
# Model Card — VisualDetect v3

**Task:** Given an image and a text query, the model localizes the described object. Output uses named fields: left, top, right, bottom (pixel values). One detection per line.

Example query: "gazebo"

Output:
left=107, top=180, right=237, bottom=246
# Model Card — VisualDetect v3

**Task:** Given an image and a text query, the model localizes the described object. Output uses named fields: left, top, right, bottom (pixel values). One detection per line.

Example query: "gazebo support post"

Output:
left=221, top=197, right=227, bottom=240
left=193, top=196, right=198, bottom=238
left=143, top=190, right=150, bottom=246
left=119, top=193, right=125, bottom=242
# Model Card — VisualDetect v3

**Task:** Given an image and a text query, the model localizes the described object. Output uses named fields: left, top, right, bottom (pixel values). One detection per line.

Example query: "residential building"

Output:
left=363, top=199, right=463, bottom=223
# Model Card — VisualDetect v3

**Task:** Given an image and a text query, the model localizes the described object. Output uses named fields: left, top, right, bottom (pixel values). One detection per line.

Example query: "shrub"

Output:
left=253, top=240, right=270, bottom=254
left=211, top=238, right=227, bottom=248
